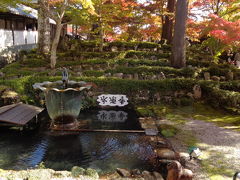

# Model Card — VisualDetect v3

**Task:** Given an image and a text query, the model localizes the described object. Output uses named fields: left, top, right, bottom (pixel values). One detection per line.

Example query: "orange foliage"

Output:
left=207, top=14, right=240, bottom=44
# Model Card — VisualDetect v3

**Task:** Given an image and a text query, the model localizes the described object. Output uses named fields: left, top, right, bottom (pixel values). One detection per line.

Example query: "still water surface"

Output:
left=0, top=109, right=155, bottom=174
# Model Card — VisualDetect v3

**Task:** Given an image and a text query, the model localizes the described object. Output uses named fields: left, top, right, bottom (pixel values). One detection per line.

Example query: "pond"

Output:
left=0, top=108, right=157, bottom=174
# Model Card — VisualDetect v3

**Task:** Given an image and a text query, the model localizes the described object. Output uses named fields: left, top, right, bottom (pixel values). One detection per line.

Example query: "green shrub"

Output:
left=116, top=58, right=169, bottom=67
left=187, top=60, right=213, bottom=67
left=79, top=41, right=99, bottom=49
left=219, top=81, right=240, bottom=92
left=200, top=81, right=240, bottom=109
left=59, top=51, right=121, bottom=59
left=21, top=58, right=49, bottom=67
left=181, top=97, right=193, bottom=106
left=83, top=70, right=105, bottom=77
left=105, top=66, right=195, bottom=78
left=137, top=42, right=160, bottom=49
left=125, top=50, right=170, bottom=59
left=161, top=44, right=171, bottom=51
left=1, top=63, right=35, bottom=77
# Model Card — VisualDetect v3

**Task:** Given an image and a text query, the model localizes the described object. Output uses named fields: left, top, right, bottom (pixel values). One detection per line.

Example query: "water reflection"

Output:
left=97, top=110, right=128, bottom=122
left=78, top=109, right=141, bottom=130
left=0, top=109, right=152, bottom=174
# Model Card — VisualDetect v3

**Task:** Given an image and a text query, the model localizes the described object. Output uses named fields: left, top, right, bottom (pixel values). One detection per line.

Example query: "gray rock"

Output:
left=116, top=168, right=131, bottom=177
left=134, top=73, right=139, bottom=80
left=203, top=72, right=210, bottom=80
left=154, top=92, right=161, bottom=101
left=104, top=73, right=112, bottom=77
left=113, top=73, right=124, bottom=78
left=124, top=74, right=133, bottom=79
left=152, top=171, right=164, bottom=180
left=111, top=46, right=118, bottom=52
left=145, top=129, right=159, bottom=136
left=234, top=52, right=240, bottom=61
left=71, top=166, right=85, bottom=177
left=150, top=56, right=158, bottom=60
left=0, top=71, right=4, bottom=77
left=85, top=168, right=99, bottom=179
left=211, top=76, right=220, bottom=81
left=142, top=171, right=154, bottom=180
left=226, top=71, right=234, bottom=80
left=131, top=169, right=141, bottom=176
left=28, top=169, right=53, bottom=180
left=133, top=55, right=139, bottom=59
left=76, top=72, right=82, bottom=76
left=155, top=148, right=178, bottom=160
left=151, top=75, right=157, bottom=80
left=193, top=85, right=201, bottom=99
left=220, top=76, right=226, bottom=81
left=158, top=72, right=166, bottom=79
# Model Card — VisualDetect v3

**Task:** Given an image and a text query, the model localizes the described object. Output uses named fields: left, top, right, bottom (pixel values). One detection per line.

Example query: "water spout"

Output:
left=62, top=67, right=69, bottom=89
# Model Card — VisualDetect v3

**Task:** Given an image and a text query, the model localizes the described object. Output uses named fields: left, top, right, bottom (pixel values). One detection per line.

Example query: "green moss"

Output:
left=160, top=124, right=178, bottom=137
left=200, top=150, right=236, bottom=179
left=180, top=130, right=198, bottom=147
left=71, top=166, right=85, bottom=177
left=192, top=103, right=240, bottom=130
left=136, top=105, right=170, bottom=117
left=85, top=168, right=99, bottom=179
left=136, top=107, right=155, bottom=117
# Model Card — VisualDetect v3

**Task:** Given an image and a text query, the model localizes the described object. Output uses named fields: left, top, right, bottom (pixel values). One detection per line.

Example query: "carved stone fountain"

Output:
left=33, top=68, right=92, bottom=129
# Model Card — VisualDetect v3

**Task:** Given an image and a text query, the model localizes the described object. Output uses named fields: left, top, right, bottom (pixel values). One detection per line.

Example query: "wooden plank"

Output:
left=16, top=105, right=43, bottom=125
left=0, top=103, right=44, bottom=125
left=0, top=104, right=31, bottom=121
left=0, top=103, right=22, bottom=115
left=51, top=128, right=145, bottom=133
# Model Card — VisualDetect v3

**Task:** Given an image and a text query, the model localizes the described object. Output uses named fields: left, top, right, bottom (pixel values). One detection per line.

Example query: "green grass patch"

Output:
left=200, top=150, right=236, bottom=179
left=192, top=103, right=240, bottom=131
left=159, top=124, right=179, bottom=137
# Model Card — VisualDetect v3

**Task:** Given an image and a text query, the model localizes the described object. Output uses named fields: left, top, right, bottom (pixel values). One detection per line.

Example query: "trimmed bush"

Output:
left=58, top=51, right=121, bottom=59
left=187, top=60, right=213, bottom=67
left=83, top=70, right=105, bottom=77
left=125, top=50, right=170, bottom=59
left=200, top=81, right=240, bottom=109
left=116, top=58, right=169, bottom=67
left=219, top=81, right=240, bottom=92
left=105, top=66, right=195, bottom=78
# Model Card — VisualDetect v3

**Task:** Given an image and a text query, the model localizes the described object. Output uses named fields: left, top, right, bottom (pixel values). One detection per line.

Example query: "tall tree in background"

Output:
left=171, top=0, right=188, bottom=68
left=161, top=0, right=175, bottom=44
left=37, top=0, right=50, bottom=54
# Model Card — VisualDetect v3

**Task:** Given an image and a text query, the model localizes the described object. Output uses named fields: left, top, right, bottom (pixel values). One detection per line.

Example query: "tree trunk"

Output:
left=37, top=0, right=50, bottom=54
left=50, top=21, right=63, bottom=69
left=161, top=0, right=176, bottom=44
left=171, top=0, right=188, bottom=68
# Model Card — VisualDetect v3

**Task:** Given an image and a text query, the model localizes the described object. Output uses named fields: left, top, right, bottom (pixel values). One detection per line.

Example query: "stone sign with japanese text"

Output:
left=97, top=94, right=128, bottom=107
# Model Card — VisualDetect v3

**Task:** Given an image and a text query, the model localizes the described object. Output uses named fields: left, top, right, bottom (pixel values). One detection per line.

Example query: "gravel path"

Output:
left=165, top=119, right=240, bottom=180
